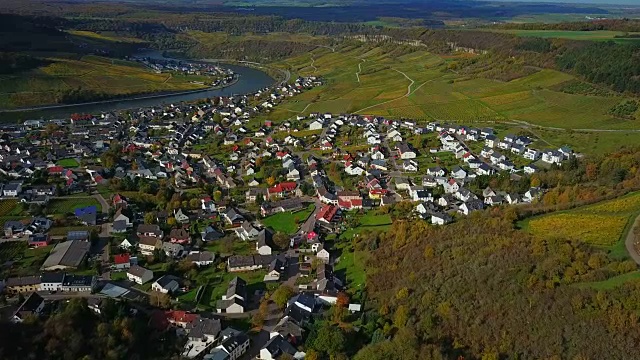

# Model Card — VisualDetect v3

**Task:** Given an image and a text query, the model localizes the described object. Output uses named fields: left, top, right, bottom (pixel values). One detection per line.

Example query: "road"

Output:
left=625, top=213, right=640, bottom=265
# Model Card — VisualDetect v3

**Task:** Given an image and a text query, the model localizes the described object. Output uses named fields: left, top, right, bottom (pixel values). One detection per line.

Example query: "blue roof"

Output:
left=75, top=206, right=98, bottom=216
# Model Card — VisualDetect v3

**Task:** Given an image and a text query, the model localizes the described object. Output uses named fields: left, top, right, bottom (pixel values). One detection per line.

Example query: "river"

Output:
left=0, top=50, right=275, bottom=122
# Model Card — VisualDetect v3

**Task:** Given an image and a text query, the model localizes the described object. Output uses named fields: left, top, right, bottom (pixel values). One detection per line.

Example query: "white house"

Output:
left=127, top=265, right=153, bottom=285
left=152, top=275, right=181, bottom=294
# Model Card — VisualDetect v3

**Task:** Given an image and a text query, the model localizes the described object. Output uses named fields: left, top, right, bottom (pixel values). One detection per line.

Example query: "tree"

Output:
left=273, top=232, right=290, bottom=250
left=266, top=176, right=276, bottom=186
left=312, top=323, right=346, bottom=356
left=272, top=285, right=295, bottom=309
left=256, top=193, right=265, bottom=205
left=167, top=217, right=177, bottom=226
left=252, top=300, right=269, bottom=329
left=213, top=190, right=222, bottom=202
left=149, top=291, right=171, bottom=309
left=144, top=212, right=156, bottom=224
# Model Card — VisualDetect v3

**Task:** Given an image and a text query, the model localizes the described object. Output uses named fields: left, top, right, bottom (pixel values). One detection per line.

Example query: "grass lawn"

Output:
left=0, top=199, right=24, bottom=217
left=56, top=158, right=80, bottom=168
left=110, top=271, right=128, bottom=280
left=205, top=240, right=254, bottom=257
left=47, top=197, right=101, bottom=214
left=359, top=213, right=392, bottom=226
left=334, top=249, right=368, bottom=290
left=178, top=288, right=199, bottom=302
left=262, top=204, right=314, bottom=234
left=576, top=271, right=640, bottom=291
left=2, top=244, right=53, bottom=276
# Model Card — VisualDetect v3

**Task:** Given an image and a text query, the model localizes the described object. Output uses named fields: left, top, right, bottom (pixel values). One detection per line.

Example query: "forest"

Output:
left=493, top=19, right=640, bottom=32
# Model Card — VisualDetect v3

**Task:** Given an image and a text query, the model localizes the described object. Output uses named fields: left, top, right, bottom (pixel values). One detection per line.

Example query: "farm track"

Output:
left=355, top=59, right=365, bottom=83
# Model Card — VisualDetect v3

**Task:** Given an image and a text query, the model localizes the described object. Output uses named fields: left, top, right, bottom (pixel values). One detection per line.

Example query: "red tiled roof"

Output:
left=48, top=166, right=64, bottom=174
left=316, top=205, right=338, bottom=222
left=165, top=310, right=198, bottom=324
left=114, top=254, right=130, bottom=265
left=268, top=182, right=297, bottom=194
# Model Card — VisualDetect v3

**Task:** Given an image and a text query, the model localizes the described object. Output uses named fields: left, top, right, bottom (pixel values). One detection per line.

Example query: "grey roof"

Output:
left=187, top=251, right=214, bottom=262
left=263, top=334, right=296, bottom=357
left=62, top=274, right=94, bottom=287
left=112, top=220, right=128, bottom=232
left=41, top=272, right=65, bottom=283
left=256, top=229, right=273, bottom=248
left=187, top=317, right=221, bottom=339
left=136, top=224, right=162, bottom=236
left=226, top=276, right=247, bottom=300
left=6, top=275, right=41, bottom=287
left=273, top=316, right=304, bottom=339
left=41, top=240, right=90, bottom=270
left=127, top=265, right=152, bottom=278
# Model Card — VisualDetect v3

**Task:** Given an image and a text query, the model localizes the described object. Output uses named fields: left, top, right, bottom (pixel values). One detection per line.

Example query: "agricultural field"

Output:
left=0, top=199, right=24, bottom=216
left=68, top=30, right=147, bottom=44
left=0, top=55, right=206, bottom=109
left=47, top=197, right=102, bottom=214
left=262, top=204, right=314, bottom=234
left=489, top=29, right=640, bottom=44
left=522, top=192, right=640, bottom=250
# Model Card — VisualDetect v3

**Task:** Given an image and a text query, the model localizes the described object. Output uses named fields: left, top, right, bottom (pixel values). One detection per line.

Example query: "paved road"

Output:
left=625, top=214, right=640, bottom=265
left=92, top=193, right=110, bottom=214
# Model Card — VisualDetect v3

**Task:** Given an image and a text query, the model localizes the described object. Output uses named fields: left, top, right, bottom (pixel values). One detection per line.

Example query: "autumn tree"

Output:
left=272, top=285, right=295, bottom=309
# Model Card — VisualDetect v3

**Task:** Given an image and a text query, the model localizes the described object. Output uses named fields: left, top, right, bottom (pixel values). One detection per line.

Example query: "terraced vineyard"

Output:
left=272, top=43, right=640, bottom=154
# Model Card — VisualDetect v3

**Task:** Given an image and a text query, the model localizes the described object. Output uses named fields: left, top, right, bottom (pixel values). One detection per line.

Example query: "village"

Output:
left=0, top=71, right=573, bottom=360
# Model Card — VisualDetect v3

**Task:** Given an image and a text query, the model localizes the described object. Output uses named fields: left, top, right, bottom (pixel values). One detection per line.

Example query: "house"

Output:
left=127, top=265, right=154, bottom=285
left=227, top=254, right=278, bottom=272
left=75, top=206, right=97, bottom=226
left=524, top=164, right=538, bottom=174
left=162, top=242, right=184, bottom=258
left=169, top=227, right=190, bottom=244
left=259, top=335, right=297, bottom=360
left=316, top=205, right=339, bottom=223
left=40, top=272, right=65, bottom=292
left=187, top=251, right=215, bottom=266
left=315, top=245, right=330, bottom=264
left=3, top=182, right=23, bottom=197
left=28, top=233, right=50, bottom=248
left=256, top=229, right=273, bottom=255
left=431, top=213, right=453, bottom=225
left=138, top=236, right=162, bottom=256
left=235, top=221, right=260, bottom=241
left=12, top=292, right=45, bottom=323
left=397, top=143, right=416, bottom=159
left=5, top=276, right=41, bottom=295
left=271, top=316, right=304, bottom=345
left=542, top=150, right=563, bottom=165
left=119, top=238, right=135, bottom=250
left=111, top=209, right=130, bottom=227
left=395, top=177, right=411, bottom=191
left=61, top=274, right=96, bottom=292
left=216, top=277, right=246, bottom=314
left=186, top=317, right=222, bottom=343
left=201, top=226, right=224, bottom=242
left=264, top=257, right=286, bottom=282
left=41, top=240, right=90, bottom=271
left=136, top=224, right=163, bottom=238
left=205, top=333, right=250, bottom=360
left=458, top=199, right=484, bottom=215
left=524, top=188, right=542, bottom=203
left=223, top=208, right=245, bottom=226
left=451, top=166, right=467, bottom=179
left=174, top=208, right=190, bottom=224
left=152, top=275, right=182, bottom=294
left=113, top=254, right=132, bottom=270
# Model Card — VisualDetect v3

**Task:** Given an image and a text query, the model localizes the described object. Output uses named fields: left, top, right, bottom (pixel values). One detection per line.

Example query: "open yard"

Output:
left=521, top=192, right=640, bottom=252
left=56, top=158, right=80, bottom=168
left=262, top=204, right=314, bottom=234
left=0, top=242, right=52, bottom=277
left=47, top=197, right=101, bottom=214
left=334, top=249, right=368, bottom=291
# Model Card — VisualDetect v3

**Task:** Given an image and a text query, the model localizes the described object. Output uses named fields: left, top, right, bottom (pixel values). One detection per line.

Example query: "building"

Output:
left=138, top=236, right=162, bottom=256
left=205, top=333, right=250, bottom=360
left=5, top=276, right=41, bottom=295
left=40, top=240, right=91, bottom=271
left=136, top=224, right=164, bottom=238
left=259, top=334, right=297, bottom=360
left=12, top=292, right=45, bottom=323
left=152, top=275, right=182, bottom=294
left=256, top=229, right=273, bottom=256
left=216, top=277, right=246, bottom=314
left=127, top=265, right=154, bottom=285
left=61, top=274, right=96, bottom=292
left=40, top=272, right=65, bottom=292
left=187, top=251, right=215, bottom=266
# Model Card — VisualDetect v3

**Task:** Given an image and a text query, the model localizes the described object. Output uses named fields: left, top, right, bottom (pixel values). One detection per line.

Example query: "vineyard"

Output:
left=0, top=199, right=21, bottom=216
left=524, top=192, right=640, bottom=247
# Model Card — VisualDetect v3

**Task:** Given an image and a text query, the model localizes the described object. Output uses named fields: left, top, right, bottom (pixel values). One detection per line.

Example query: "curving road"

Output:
left=624, top=214, right=640, bottom=265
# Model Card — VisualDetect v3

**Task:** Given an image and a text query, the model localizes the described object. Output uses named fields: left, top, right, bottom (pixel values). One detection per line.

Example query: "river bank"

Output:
left=0, top=75, right=240, bottom=114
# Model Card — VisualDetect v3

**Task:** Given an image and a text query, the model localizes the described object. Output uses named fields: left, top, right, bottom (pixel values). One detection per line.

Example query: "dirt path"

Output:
left=353, top=74, right=444, bottom=114
left=393, top=68, right=414, bottom=96
left=625, top=214, right=640, bottom=265
left=356, top=59, right=365, bottom=83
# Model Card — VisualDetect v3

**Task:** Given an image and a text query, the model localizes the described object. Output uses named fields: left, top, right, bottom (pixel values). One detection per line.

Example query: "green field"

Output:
left=491, top=29, right=640, bottom=43
left=262, top=204, right=314, bottom=234
left=56, top=158, right=80, bottom=168
left=47, top=197, right=102, bottom=214
left=335, top=250, right=368, bottom=290
left=576, top=271, right=640, bottom=291
left=0, top=55, right=206, bottom=109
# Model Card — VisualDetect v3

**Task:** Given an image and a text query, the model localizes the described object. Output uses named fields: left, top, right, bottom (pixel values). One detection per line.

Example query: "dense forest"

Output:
left=0, top=298, right=184, bottom=360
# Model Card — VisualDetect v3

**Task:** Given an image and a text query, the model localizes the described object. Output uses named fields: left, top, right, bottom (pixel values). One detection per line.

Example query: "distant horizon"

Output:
left=484, top=0, right=640, bottom=6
